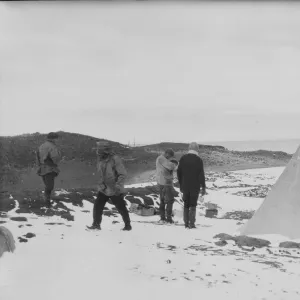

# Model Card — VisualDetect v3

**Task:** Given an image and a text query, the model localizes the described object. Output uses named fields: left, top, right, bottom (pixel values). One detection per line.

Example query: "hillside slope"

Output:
left=0, top=132, right=292, bottom=192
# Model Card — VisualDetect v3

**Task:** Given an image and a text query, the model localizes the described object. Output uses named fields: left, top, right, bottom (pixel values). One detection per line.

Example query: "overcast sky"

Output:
left=0, top=1, right=300, bottom=144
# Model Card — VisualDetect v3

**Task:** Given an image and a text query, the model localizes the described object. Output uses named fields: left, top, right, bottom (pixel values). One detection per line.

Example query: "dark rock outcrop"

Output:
left=279, top=241, right=300, bottom=249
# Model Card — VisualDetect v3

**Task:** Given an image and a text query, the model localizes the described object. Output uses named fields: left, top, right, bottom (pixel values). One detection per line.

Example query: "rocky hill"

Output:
left=0, top=131, right=292, bottom=192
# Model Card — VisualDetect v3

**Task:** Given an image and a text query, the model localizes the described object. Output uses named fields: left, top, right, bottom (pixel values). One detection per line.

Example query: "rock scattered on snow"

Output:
left=18, top=237, right=28, bottom=243
left=11, top=216, right=28, bottom=222
left=60, top=213, right=74, bottom=221
left=220, top=210, right=254, bottom=220
left=215, top=240, right=228, bottom=247
left=235, top=236, right=271, bottom=248
left=233, top=185, right=272, bottom=198
left=214, top=233, right=233, bottom=240
left=24, top=233, right=36, bottom=239
left=214, top=233, right=271, bottom=248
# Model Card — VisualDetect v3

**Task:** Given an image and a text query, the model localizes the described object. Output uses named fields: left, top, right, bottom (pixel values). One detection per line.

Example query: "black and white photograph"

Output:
left=0, top=1, right=300, bottom=299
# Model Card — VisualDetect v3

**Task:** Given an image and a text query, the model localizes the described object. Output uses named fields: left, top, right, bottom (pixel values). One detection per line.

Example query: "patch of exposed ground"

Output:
left=219, top=210, right=255, bottom=221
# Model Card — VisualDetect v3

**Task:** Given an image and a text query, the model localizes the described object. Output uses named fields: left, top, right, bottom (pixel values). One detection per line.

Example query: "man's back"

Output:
left=37, top=140, right=61, bottom=176
left=38, top=141, right=60, bottom=165
left=177, top=153, right=205, bottom=193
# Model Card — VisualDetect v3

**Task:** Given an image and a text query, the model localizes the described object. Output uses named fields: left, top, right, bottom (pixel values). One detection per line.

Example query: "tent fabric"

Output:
left=0, top=226, right=16, bottom=258
left=240, top=145, right=300, bottom=239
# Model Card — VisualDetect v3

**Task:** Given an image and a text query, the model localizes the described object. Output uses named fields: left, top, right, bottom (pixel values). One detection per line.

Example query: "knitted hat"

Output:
left=47, top=132, right=59, bottom=140
left=96, top=141, right=113, bottom=152
left=164, top=148, right=175, bottom=158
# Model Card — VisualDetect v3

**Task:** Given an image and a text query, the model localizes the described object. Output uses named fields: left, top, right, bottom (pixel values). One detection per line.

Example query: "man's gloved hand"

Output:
left=115, top=184, right=121, bottom=196
left=97, top=183, right=106, bottom=192
left=201, top=189, right=207, bottom=196
left=170, top=159, right=178, bottom=166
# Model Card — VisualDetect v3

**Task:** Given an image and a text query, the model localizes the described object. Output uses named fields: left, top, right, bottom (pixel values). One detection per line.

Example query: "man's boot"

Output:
left=119, top=208, right=132, bottom=231
left=159, top=203, right=166, bottom=223
left=87, top=223, right=101, bottom=230
left=183, top=207, right=189, bottom=228
left=166, top=202, right=174, bottom=224
left=44, top=193, right=51, bottom=208
left=122, top=223, right=132, bottom=231
left=166, top=217, right=174, bottom=224
left=189, top=207, right=197, bottom=229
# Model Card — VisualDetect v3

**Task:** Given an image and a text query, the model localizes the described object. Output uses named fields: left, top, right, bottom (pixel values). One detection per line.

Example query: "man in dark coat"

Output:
left=177, top=142, right=206, bottom=228
left=87, top=141, right=132, bottom=231
left=36, top=132, right=61, bottom=207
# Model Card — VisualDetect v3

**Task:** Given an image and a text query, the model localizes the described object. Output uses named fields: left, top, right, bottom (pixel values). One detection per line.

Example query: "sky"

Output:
left=0, top=1, right=300, bottom=144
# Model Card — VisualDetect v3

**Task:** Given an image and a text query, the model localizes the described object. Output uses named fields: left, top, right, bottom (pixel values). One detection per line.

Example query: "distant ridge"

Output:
left=207, top=139, right=300, bottom=154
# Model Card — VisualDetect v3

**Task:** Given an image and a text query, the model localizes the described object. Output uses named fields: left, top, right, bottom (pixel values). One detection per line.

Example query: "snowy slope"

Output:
left=1, top=167, right=300, bottom=300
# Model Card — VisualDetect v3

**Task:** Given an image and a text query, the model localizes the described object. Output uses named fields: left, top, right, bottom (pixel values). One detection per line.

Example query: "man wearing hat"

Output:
left=156, top=148, right=178, bottom=224
left=36, top=132, right=61, bottom=207
left=87, top=141, right=132, bottom=231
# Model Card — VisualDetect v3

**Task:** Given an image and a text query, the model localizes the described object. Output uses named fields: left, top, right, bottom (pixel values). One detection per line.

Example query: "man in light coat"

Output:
left=87, top=141, right=132, bottom=231
left=156, top=148, right=178, bottom=224
left=177, top=142, right=206, bottom=228
left=36, top=132, right=61, bottom=207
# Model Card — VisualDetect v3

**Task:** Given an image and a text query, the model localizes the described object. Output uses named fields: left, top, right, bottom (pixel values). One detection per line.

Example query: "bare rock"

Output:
left=18, top=237, right=28, bottom=243
left=234, top=236, right=271, bottom=248
left=214, top=233, right=271, bottom=248
left=215, top=240, right=228, bottom=247
left=60, top=213, right=74, bottom=221
left=24, top=233, right=36, bottom=239
left=10, top=216, right=28, bottom=222
left=213, top=233, right=234, bottom=241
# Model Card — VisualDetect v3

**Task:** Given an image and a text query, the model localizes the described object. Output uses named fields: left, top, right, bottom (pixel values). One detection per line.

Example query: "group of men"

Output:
left=156, top=142, right=206, bottom=228
left=36, top=133, right=206, bottom=231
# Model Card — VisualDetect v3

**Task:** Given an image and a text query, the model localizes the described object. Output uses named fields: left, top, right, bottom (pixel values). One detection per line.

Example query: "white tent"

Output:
left=240, top=145, right=300, bottom=239
left=0, top=226, right=16, bottom=258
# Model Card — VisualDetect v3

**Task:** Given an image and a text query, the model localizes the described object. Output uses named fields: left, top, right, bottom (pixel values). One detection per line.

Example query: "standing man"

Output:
left=87, top=141, right=132, bottom=231
left=36, top=132, right=61, bottom=208
left=177, top=142, right=206, bottom=229
left=156, top=148, right=178, bottom=224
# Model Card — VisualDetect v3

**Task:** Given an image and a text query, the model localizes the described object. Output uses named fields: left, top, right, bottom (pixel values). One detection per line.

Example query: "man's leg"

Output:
left=42, top=172, right=56, bottom=207
left=111, top=195, right=132, bottom=231
left=88, top=192, right=108, bottom=229
left=165, top=186, right=175, bottom=223
left=189, top=191, right=199, bottom=229
left=159, top=185, right=166, bottom=221
left=183, top=192, right=190, bottom=228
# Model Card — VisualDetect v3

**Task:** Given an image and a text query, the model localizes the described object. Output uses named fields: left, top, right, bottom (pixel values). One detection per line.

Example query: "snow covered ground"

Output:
left=1, top=167, right=300, bottom=300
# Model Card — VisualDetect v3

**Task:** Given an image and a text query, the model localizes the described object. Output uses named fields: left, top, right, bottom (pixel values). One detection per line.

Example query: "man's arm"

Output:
left=177, top=157, right=183, bottom=188
left=49, top=146, right=61, bottom=165
left=199, top=159, right=206, bottom=195
left=159, top=155, right=177, bottom=171
left=114, top=156, right=127, bottom=188
left=36, top=149, right=41, bottom=166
